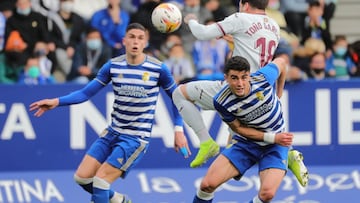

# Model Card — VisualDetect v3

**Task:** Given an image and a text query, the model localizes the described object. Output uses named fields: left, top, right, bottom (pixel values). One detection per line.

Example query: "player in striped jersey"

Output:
left=30, top=23, right=190, bottom=203
left=173, top=0, right=308, bottom=187
left=193, top=56, right=293, bottom=203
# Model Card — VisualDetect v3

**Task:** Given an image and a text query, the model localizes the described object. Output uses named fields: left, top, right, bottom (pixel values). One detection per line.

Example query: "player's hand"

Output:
left=29, top=98, right=59, bottom=117
left=183, top=13, right=198, bottom=24
left=274, top=132, right=293, bottom=146
left=174, top=131, right=191, bottom=158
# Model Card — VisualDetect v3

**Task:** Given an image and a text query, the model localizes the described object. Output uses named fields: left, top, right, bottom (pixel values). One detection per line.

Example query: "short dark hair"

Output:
left=308, top=0, right=321, bottom=8
left=241, top=0, right=269, bottom=10
left=224, top=56, right=250, bottom=74
left=126, top=23, right=146, bottom=32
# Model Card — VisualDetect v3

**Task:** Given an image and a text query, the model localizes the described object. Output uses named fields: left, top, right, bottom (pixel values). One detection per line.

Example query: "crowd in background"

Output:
left=0, top=0, right=359, bottom=85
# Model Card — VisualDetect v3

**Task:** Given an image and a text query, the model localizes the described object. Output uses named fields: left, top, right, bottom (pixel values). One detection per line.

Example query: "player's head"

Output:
left=223, top=56, right=251, bottom=97
left=123, top=23, right=148, bottom=56
left=239, top=0, right=269, bottom=12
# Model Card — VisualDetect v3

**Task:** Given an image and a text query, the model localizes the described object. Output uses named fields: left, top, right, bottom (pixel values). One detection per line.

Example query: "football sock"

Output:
left=74, top=174, right=116, bottom=200
left=250, top=195, right=266, bottom=203
left=173, top=87, right=212, bottom=142
left=92, top=176, right=110, bottom=202
left=193, top=189, right=214, bottom=202
left=74, top=175, right=93, bottom=193
left=109, top=192, right=125, bottom=203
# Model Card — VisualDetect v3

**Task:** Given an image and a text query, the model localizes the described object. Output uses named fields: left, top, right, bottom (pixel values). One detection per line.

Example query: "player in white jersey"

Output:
left=192, top=55, right=293, bottom=203
left=172, top=0, right=308, bottom=187
left=29, top=23, right=190, bottom=203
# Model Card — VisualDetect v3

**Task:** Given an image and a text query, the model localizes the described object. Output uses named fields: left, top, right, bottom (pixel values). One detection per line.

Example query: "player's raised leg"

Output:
left=173, top=82, right=222, bottom=167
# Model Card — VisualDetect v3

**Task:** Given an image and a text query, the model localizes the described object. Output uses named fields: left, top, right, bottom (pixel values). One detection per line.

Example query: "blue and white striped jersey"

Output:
left=214, top=63, right=285, bottom=143
left=95, top=55, right=178, bottom=138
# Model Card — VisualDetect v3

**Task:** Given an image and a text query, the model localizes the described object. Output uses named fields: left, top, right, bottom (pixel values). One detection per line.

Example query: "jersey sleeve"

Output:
left=217, top=13, right=244, bottom=35
left=159, top=63, right=183, bottom=127
left=256, top=62, right=279, bottom=86
left=95, top=61, right=112, bottom=84
left=213, top=92, right=236, bottom=123
left=58, top=60, right=112, bottom=106
left=188, top=19, right=224, bottom=40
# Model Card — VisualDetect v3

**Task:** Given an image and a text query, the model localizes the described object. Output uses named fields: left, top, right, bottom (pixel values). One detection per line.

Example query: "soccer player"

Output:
left=29, top=23, right=190, bottom=203
left=172, top=0, right=308, bottom=187
left=193, top=55, right=292, bottom=203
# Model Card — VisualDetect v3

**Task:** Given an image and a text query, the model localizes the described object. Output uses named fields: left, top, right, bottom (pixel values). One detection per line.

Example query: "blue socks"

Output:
left=92, top=177, right=110, bottom=202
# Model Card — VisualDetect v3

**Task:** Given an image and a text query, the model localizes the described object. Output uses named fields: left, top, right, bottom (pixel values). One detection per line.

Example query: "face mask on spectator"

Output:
left=61, top=1, right=74, bottom=13
left=313, top=69, right=324, bottom=74
left=86, top=39, right=102, bottom=50
left=27, top=66, right=40, bottom=78
left=17, top=7, right=31, bottom=16
left=34, top=49, right=47, bottom=57
left=335, top=47, right=347, bottom=57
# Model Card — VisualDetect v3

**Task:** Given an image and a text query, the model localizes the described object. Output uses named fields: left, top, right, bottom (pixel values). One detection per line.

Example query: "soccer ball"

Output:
left=151, top=3, right=182, bottom=33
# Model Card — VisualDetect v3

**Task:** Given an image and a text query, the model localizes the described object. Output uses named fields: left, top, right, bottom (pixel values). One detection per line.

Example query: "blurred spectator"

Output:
left=293, top=37, right=326, bottom=73
left=302, top=1, right=332, bottom=51
left=0, top=0, right=15, bottom=84
left=266, top=0, right=300, bottom=51
left=31, top=0, right=59, bottom=15
left=121, top=0, right=138, bottom=14
left=90, top=0, right=130, bottom=57
left=204, top=0, right=229, bottom=21
left=5, top=0, right=55, bottom=80
left=326, top=35, right=356, bottom=79
left=305, top=52, right=330, bottom=80
left=177, top=0, right=213, bottom=53
left=32, top=41, right=54, bottom=79
left=17, top=42, right=57, bottom=85
left=163, top=43, right=195, bottom=84
left=0, top=0, right=14, bottom=52
left=159, top=33, right=183, bottom=59
left=130, top=0, right=167, bottom=51
left=67, top=27, right=112, bottom=84
left=349, top=40, right=360, bottom=77
left=47, top=0, right=87, bottom=82
left=72, top=0, right=107, bottom=21
left=280, top=0, right=308, bottom=38
left=191, top=19, right=231, bottom=76
left=320, top=0, right=337, bottom=31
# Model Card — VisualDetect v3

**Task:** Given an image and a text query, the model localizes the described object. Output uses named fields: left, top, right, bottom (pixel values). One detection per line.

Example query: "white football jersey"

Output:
left=217, top=12, right=280, bottom=72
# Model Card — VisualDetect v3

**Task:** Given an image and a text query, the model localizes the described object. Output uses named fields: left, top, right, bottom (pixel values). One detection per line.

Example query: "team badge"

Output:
left=117, top=158, right=124, bottom=164
left=117, top=73, right=123, bottom=79
left=256, top=92, right=265, bottom=101
left=142, top=72, right=150, bottom=82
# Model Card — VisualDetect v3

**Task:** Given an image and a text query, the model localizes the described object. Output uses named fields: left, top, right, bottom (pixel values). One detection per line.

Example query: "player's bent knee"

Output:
left=258, top=189, right=275, bottom=202
left=200, top=179, right=218, bottom=193
left=172, top=86, right=185, bottom=103
left=74, top=174, right=93, bottom=185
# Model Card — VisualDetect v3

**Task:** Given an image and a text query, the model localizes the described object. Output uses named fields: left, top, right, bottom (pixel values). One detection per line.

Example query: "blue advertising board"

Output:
left=1, top=80, right=360, bottom=202
left=0, top=166, right=359, bottom=203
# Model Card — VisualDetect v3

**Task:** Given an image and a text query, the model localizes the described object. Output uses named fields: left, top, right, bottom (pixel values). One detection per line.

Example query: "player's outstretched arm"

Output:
left=227, top=119, right=293, bottom=146
left=29, top=98, right=59, bottom=117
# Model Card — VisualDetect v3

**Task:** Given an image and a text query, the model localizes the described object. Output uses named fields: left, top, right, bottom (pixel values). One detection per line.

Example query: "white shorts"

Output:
left=185, top=80, right=226, bottom=110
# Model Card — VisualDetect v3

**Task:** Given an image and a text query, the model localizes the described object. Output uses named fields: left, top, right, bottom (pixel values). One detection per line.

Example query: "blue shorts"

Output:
left=87, top=127, right=150, bottom=178
left=222, top=136, right=289, bottom=180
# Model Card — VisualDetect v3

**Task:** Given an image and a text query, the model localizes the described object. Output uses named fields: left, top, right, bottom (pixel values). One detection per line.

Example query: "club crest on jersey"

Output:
left=117, top=73, right=123, bottom=79
left=256, top=92, right=265, bottom=101
left=142, top=72, right=150, bottom=82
